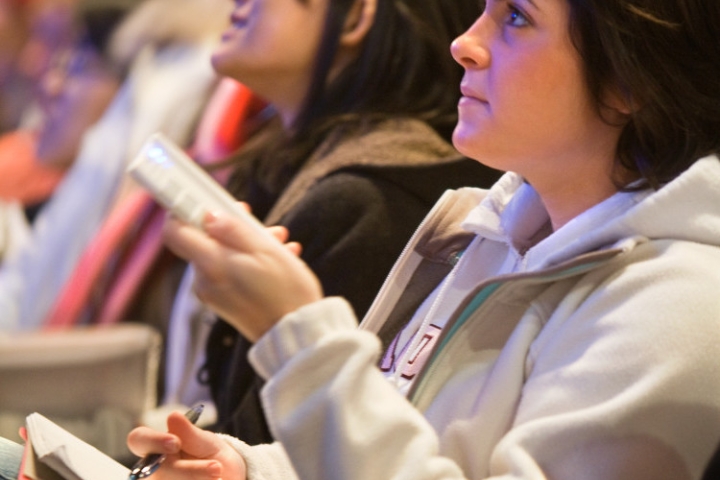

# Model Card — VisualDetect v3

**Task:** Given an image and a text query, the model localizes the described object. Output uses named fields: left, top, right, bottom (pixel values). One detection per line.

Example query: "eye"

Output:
left=505, top=3, right=531, bottom=27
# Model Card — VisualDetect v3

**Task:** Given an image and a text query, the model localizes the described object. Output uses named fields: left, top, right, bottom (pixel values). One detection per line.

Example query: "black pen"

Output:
left=128, top=404, right=204, bottom=480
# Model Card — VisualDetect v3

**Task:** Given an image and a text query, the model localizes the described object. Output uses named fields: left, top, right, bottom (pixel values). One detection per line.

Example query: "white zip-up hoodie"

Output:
left=224, top=156, right=720, bottom=480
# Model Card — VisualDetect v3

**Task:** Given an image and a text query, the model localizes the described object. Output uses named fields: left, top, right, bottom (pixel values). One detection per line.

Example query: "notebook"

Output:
left=18, top=413, right=129, bottom=480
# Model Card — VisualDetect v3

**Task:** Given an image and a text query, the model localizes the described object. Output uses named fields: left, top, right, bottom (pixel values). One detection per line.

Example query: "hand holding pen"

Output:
left=128, top=404, right=204, bottom=479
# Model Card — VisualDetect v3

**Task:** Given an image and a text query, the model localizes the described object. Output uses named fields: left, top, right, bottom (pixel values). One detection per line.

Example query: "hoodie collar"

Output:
left=461, top=155, right=720, bottom=271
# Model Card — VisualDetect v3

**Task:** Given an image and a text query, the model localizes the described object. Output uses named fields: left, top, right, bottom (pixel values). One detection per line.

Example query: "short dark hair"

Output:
left=567, top=0, right=720, bottom=189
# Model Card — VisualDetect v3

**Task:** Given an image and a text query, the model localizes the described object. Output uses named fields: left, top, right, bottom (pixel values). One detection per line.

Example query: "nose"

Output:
left=450, top=17, right=491, bottom=70
left=41, top=68, right=65, bottom=97
left=37, top=64, right=66, bottom=111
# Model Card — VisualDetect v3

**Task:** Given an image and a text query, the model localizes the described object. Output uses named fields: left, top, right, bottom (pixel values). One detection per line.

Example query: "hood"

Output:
left=462, top=155, right=720, bottom=271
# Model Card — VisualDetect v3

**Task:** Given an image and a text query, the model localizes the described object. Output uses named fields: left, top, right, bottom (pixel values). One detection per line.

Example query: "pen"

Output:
left=128, top=404, right=204, bottom=480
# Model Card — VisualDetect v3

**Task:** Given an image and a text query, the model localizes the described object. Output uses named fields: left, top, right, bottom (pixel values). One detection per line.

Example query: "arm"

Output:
left=246, top=243, right=720, bottom=480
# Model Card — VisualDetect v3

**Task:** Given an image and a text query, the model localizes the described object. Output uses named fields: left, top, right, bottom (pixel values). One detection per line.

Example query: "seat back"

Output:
left=0, top=323, right=161, bottom=459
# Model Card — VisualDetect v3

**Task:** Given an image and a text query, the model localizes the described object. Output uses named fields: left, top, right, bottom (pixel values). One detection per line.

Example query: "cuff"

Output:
left=248, top=297, right=357, bottom=380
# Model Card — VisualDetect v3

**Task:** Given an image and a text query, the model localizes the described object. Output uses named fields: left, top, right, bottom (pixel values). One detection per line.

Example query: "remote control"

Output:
left=127, top=132, right=270, bottom=238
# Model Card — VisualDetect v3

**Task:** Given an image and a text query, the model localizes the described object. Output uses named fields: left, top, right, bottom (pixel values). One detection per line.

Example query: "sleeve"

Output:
left=219, top=434, right=298, bottom=480
left=248, top=297, right=467, bottom=480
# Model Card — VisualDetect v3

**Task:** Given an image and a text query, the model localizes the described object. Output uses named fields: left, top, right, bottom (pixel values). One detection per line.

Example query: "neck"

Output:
left=539, top=180, right=619, bottom=231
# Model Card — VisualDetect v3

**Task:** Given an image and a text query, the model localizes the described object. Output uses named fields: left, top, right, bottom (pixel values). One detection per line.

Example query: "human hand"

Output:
left=162, top=204, right=323, bottom=342
left=127, top=411, right=246, bottom=480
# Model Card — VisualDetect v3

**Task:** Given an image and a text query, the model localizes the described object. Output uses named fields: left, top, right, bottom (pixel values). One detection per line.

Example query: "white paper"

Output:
left=25, top=413, right=129, bottom=480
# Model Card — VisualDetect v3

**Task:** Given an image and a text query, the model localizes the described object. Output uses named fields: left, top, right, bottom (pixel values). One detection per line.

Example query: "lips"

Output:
left=460, top=84, right=488, bottom=104
left=231, top=16, right=249, bottom=28
left=220, top=11, right=249, bottom=41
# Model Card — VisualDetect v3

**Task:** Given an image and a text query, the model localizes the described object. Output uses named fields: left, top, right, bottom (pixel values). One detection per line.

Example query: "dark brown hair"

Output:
left=568, top=0, right=720, bottom=189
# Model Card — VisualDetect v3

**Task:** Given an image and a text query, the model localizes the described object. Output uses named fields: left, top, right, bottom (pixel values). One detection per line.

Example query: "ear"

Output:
left=603, top=85, right=634, bottom=116
left=340, top=0, right=377, bottom=47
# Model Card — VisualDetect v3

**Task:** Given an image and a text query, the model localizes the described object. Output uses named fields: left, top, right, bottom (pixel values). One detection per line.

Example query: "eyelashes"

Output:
left=505, top=3, right=532, bottom=27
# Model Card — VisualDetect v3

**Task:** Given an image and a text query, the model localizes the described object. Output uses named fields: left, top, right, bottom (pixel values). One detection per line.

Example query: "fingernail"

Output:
left=207, top=461, right=222, bottom=477
left=204, top=211, right=219, bottom=224
left=163, top=438, right=179, bottom=452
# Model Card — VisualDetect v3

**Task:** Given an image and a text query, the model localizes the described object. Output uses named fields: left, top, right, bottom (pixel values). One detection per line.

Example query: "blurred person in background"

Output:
left=0, top=0, right=231, bottom=461
left=0, top=1, right=127, bottom=260
left=0, top=0, right=230, bottom=332
left=10, top=0, right=78, bottom=129
left=0, top=1, right=128, bottom=223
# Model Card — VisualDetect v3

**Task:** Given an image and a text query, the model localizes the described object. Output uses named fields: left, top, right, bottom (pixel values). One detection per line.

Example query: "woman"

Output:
left=189, top=0, right=498, bottom=444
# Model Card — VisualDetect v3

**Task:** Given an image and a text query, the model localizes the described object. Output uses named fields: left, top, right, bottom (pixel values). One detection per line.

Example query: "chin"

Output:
left=209, top=52, right=227, bottom=75
left=210, top=44, right=239, bottom=75
left=452, top=130, right=511, bottom=174
left=451, top=124, right=483, bottom=160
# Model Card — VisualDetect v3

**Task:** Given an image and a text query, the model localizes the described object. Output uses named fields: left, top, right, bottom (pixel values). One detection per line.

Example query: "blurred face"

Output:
left=17, top=1, right=75, bottom=83
left=211, top=0, right=330, bottom=126
left=35, top=43, right=120, bottom=168
left=451, top=0, right=623, bottom=193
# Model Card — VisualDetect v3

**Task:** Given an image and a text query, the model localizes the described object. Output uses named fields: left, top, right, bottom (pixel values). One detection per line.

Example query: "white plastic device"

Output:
left=127, top=132, right=270, bottom=238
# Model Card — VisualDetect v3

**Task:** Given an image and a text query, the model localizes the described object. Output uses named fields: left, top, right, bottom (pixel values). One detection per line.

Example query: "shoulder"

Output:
left=281, top=171, right=430, bottom=231
left=320, top=118, right=461, bottom=169
left=547, top=238, right=720, bottom=358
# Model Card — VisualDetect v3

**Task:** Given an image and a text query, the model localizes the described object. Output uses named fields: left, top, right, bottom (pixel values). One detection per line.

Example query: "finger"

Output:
left=127, top=426, right=180, bottom=457
left=166, top=413, right=225, bottom=459
left=166, top=414, right=247, bottom=480
left=162, top=215, right=219, bottom=262
left=285, top=241, right=302, bottom=256
left=163, top=458, right=222, bottom=480
left=267, top=225, right=290, bottom=243
left=203, top=211, right=280, bottom=252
